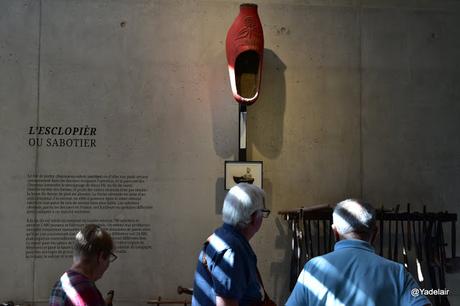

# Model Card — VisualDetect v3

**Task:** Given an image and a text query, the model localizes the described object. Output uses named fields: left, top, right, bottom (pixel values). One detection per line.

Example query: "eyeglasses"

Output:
left=260, top=209, right=271, bottom=218
left=109, top=251, right=117, bottom=263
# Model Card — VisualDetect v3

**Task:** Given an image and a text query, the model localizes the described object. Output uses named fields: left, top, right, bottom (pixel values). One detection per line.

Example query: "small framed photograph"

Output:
left=224, top=161, right=263, bottom=190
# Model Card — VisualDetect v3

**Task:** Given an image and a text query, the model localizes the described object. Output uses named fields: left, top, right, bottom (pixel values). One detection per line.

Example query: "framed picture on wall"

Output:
left=224, top=161, right=263, bottom=190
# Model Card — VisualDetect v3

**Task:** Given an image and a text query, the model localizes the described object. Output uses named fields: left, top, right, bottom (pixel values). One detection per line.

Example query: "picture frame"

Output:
left=224, top=161, right=263, bottom=190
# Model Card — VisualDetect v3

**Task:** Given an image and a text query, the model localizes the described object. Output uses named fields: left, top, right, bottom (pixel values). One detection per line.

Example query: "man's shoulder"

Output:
left=49, top=271, right=104, bottom=306
left=307, top=248, right=404, bottom=271
left=211, top=227, right=245, bottom=252
left=206, top=225, right=256, bottom=271
left=66, top=270, right=96, bottom=289
left=304, top=253, right=335, bottom=269
left=354, top=251, right=405, bottom=271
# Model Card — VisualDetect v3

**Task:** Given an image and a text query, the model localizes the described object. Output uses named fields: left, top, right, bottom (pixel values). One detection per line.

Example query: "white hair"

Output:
left=222, top=183, right=265, bottom=229
left=333, top=199, right=376, bottom=238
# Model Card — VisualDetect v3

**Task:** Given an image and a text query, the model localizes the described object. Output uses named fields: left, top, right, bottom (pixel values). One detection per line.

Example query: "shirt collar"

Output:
left=223, top=223, right=246, bottom=240
left=222, top=223, right=255, bottom=253
left=334, top=239, right=375, bottom=253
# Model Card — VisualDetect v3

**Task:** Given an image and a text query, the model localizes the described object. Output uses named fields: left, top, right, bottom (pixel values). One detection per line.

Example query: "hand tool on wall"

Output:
left=301, top=210, right=310, bottom=263
left=288, top=213, right=303, bottom=286
left=379, top=205, right=384, bottom=257
left=407, top=203, right=411, bottom=251
left=388, top=208, right=392, bottom=260
left=300, top=215, right=307, bottom=268
left=423, top=205, right=427, bottom=234
left=295, top=213, right=303, bottom=274
left=422, top=207, right=430, bottom=285
left=393, top=204, right=400, bottom=262
left=177, top=286, right=193, bottom=295
left=322, top=219, right=327, bottom=255
left=287, top=214, right=297, bottom=290
left=451, top=219, right=456, bottom=259
left=316, top=219, right=320, bottom=256
left=425, top=220, right=441, bottom=306
left=328, top=218, right=333, bottom=252
left=436, top=220, right=450, bottom=306
left=307, top=218, right=313, bottom=258
left=412, top=213, right=424, bottom=283
left=446, top=214, right=459, bottom=274
left=400, top=209, right=409, bottom=269
left=418, top=213, right=423, bottom=262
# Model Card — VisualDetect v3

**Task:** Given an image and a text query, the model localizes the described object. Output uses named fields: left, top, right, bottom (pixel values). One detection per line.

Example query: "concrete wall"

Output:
left=1, top=0, right=460, bottom=305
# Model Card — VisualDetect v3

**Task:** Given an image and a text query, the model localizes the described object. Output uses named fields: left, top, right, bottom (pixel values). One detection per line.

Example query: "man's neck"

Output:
left=239, top=226, right=255, bottom=241
left=71, top=261, right=96, bottom=281
left=338, top=234, right=372, bottom=244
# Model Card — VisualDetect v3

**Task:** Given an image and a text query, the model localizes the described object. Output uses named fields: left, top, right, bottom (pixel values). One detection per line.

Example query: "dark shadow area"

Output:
left=209, top=48, right=238, bottom=159
left=215, top=177, right=227, bottom=215
left=262, top=178, right=272, bottom=211
left=247, top=48, right=286, bottom=159
left=235, top=50, right=260, bottom=99
left=270, top=217, right=292, bottom=303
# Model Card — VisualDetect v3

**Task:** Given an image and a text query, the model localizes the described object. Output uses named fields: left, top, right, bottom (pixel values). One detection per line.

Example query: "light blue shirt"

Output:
left=286, top=239, right=430, bottom=306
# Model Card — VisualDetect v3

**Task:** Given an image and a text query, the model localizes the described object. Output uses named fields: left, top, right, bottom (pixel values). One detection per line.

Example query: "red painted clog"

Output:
left=226, top=3, right=264, bottom=105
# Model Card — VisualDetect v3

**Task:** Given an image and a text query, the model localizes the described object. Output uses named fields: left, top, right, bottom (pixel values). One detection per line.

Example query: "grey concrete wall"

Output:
left=1, top=0, right=460, bottom=305
left=0, top=0, right=39, bottom=300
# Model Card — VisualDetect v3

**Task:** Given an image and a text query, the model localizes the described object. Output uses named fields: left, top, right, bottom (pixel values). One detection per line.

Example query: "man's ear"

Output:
left=249, top=211, right=258, bottom=225
left=97, top=251, right=107, bottom=263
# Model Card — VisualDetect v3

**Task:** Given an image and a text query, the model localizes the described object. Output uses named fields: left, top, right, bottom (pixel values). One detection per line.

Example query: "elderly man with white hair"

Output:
left=286, top=199, right=431, bottom=306
left=192, top=183, right=272, bottom=306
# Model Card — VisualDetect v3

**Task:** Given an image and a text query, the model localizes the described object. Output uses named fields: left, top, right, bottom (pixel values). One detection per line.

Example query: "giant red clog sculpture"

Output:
left=226, top=3, right=264, bottom=105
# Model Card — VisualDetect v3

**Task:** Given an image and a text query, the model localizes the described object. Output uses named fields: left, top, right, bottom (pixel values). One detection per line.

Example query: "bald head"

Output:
left=332, top=199, right=377, bottom=241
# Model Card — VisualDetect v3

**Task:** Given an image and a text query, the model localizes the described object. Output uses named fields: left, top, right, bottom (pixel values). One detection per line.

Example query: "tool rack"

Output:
left=279, top=204, right=457, bottom=306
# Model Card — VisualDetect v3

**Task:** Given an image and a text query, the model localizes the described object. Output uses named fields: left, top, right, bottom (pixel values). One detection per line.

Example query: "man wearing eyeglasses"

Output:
left=192, top=183, right=272, bottom=306
left=49, top=224, right=117, bottom=306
